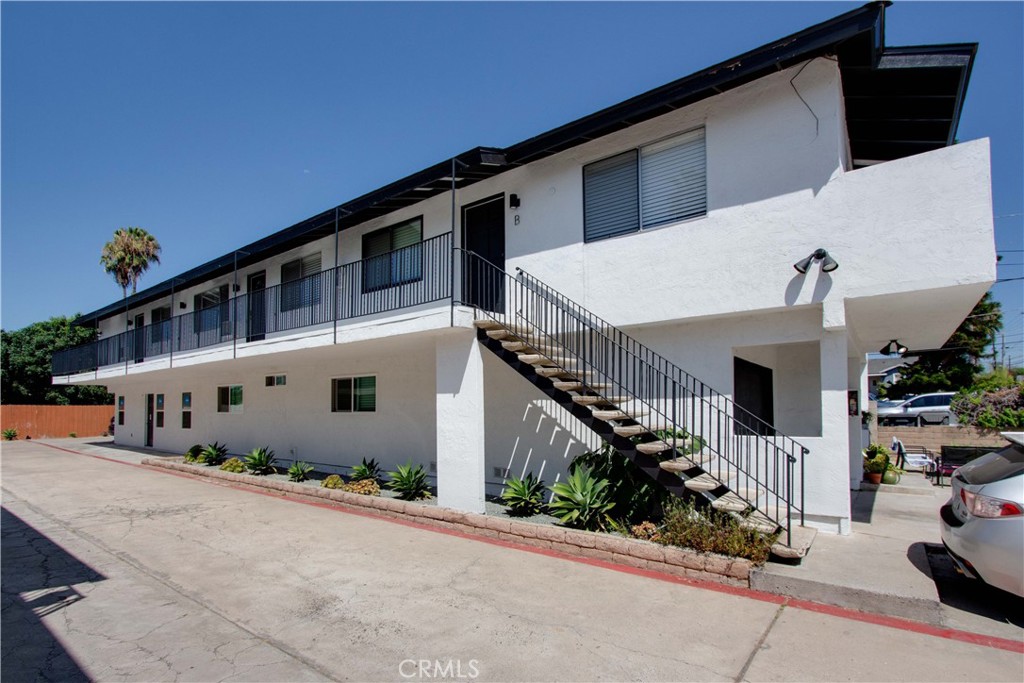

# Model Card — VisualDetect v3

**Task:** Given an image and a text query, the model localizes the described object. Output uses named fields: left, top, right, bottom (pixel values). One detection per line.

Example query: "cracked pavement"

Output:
left=2, top=440, right=1022, bottom=682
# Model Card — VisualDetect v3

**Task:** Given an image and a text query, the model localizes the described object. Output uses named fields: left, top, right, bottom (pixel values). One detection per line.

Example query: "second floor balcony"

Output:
left=53, top=233, right=454, bottom=378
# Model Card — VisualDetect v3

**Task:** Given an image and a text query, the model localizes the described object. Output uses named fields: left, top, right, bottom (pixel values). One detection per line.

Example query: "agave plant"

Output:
left=199, top=442, right=228, bottom=466
left=547, top=466, right=615, bottom=531
left=245, top=446, right=277, bottom=475
left=183, top=444, right=203, bottom=463
left=287, top=461, right=314, bottom=482
left=350, top=457, right=381, bottom=482
left=386, top=461, right=430, bottom=501
left=2, top=428, right=18, bottom=441
left=501, top=473, right=545, bottom=516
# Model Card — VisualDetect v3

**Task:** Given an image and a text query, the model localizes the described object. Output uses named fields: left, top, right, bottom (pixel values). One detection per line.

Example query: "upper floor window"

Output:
left=281, top=253, right=322, bottom=312
left=583, top=127, right=706, bottom=242
left=362, top=218, right=422, bottom=292
left=193, top=284, right=230, bottom=336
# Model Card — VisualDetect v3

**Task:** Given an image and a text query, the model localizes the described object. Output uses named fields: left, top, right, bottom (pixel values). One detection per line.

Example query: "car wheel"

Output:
left=941, top=416, right=950, bottom=425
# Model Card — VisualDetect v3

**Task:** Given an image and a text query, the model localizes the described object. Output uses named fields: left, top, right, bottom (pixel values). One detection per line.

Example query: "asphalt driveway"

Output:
left=2, top=440, right=1021, bottom=682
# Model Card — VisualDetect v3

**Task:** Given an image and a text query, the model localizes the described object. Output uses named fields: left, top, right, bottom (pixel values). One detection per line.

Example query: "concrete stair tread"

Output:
left=502, top=340, right=562, bottom=354
left=591, top=408, right=649, bottom=421
left=485, top=327, right=534, bottom=340
left=516, top=353, right=577, bottom=367
left=683, top=473, right=725, bottom=491
left=571, top=395, right=628, bottom=406
left=635, top=438, right=693, bottom=455
left=770, top=525, right=817, bottom=559
left=474, top=319, right=505, bottom=330
left=614, top=424, right=671, bottom=437
left=740, top=510, right=782, bottom=534
left=551, top=381, right=611, bottom=392
left=658, top=453, right=715, bottom=471
left=710, top=490, right=755, bottom=512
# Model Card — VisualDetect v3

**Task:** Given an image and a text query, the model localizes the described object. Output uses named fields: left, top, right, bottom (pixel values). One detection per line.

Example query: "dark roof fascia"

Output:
left=75, top=2, right=893, bottom=326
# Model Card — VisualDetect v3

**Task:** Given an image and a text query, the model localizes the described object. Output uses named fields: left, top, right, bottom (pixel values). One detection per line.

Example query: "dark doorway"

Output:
left=462, top=195, right=505, bottom=313
left=734, top=357, right=775, bottom=436
left=246, top=271, right=266, bottom=342
left=145, top=393, right=155, bottom=447
left=133, top=313, right=146, bottom=362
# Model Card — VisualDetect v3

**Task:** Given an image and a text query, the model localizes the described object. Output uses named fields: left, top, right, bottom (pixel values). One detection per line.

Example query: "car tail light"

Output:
left=960, top=489, right=1023, bottom=518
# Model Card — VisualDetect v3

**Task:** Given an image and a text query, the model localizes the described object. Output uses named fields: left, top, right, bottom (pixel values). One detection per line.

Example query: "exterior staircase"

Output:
left=461, top=252, right=815, bottom=559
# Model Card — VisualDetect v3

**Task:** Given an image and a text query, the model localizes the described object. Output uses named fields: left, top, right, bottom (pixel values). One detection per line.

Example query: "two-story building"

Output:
left=53, top=2, right=994, bottom=546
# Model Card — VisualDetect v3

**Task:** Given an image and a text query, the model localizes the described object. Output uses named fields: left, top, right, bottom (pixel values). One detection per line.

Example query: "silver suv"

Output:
left=877, top=392, right=957, bottom=426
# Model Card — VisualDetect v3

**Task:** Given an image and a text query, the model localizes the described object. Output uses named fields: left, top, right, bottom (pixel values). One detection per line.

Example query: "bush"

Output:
left=343, top=478, right=381, bottom=496
left=350, top=458, right=381, bottom=482
left=183, top=444, right=203, bottom=462
left=630, top=521, right=659, bottom=541
left=244, top=446, right=277, bottom=475
left=951, top=383, right=1024, bottom=430
left=199, top=442, right=228, bottom=466
left=501, top=473, right=545, bottom=516
left=386, top=461, right=431, bottom=500
left=321, top=474, right=345, bottom=489
left=655, top=499, right=776, bottom=564
left=287, top=461, right=314, bottom=482
left=220, top=457, right=246, bottom=473
left=2, top=428, right=18, bottom=441
left=547, top=466, right=615, bottom=531
left=570, top=443, right=669, bottom=524
left=68, top=432, right=77, bottom=438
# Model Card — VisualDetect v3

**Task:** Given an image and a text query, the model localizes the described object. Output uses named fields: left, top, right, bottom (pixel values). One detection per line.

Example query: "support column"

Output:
left=435, top=330, right=486, bottom=513
left=848, top=355, right=869, bottom=492
left=813, top=327, right=854, bottom=534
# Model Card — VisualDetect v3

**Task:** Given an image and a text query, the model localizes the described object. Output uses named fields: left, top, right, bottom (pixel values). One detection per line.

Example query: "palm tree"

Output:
left=100, top=227, right=162, bottom=297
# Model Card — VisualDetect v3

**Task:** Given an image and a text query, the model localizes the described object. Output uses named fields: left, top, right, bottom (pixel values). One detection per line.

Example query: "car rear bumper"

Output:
left=940, top=503, right=1024, bottom=597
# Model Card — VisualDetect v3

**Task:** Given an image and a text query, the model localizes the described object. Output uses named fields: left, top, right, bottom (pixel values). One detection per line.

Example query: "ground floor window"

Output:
left=182, top=392, right=192, bottom=428
left=156, top=394, right=165, bottom=428
left=217, top=385, right=243, bottom=413
left=332, top=376, right=376, bottom=413
left=117, top=395, right=125, bottom=425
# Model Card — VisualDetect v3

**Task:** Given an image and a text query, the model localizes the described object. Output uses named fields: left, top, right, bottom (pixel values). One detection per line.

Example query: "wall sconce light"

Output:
left=126, top=320, right=133, bottom=327
left=233, top=284, right=241, bottom=293
left=880, top=339, right=908, bottom=356
left=179, top=302, right=187, bottom=309
left=509, top=194, right=521, bottom=210
left=793, top=248, right=839, bottom=274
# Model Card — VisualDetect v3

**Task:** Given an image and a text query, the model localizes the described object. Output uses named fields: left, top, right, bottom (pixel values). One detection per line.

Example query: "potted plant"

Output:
left=863, top=443, right=890, bottom=485
left=882, top=461, right=903, bottom=485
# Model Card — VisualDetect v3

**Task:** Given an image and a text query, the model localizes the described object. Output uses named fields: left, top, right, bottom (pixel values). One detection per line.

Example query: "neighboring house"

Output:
left=867, top=357, right=915, bottom=396
left=53, top=3, right=994, bottom=543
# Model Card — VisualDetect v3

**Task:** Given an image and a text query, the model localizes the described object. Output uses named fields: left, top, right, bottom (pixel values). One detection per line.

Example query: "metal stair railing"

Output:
left=456, top=248, right=806, bottom=543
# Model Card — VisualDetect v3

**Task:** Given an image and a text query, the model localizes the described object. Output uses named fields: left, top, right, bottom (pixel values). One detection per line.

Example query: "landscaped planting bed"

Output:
left=144, top=455, right=755, bottom=587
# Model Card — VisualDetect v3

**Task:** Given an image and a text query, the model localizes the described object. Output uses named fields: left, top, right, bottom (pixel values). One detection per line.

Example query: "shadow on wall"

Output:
left=785, top=270, right=833, bottom=306
left=1, top=506, right=99, bottom=682
left=484, top=400, right=601, bottom=499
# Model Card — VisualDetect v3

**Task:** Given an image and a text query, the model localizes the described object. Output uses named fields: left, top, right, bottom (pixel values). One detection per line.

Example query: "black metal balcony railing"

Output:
left=52, top=233, right=452, bottom=375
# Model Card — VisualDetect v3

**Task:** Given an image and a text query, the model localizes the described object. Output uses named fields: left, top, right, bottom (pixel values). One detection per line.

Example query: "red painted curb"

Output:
left=35, top=441, right=1024, bottom=654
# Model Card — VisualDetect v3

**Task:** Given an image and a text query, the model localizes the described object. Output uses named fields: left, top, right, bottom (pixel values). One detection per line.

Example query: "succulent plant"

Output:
left=183, top=444, right=203, bottom=462
left=501, top=473, right=545, bottom=516
left=287, top=461, right=314, bottom=482
left=343, top=478, right=381, bottom=496
left=244, top=446, right=277, bottom=475
left=547, top=466, right=615, bottom=531
left=199, top=442, right=228, bottom=466
left=220, top=457, right=246, bottom=473
left=321, top=474, right=345, bottom=489
left=350, top=457, right=381, bottom=482
left=386, top=461, right=430, bottom=500
left=2, top=428, right=18, bottom=441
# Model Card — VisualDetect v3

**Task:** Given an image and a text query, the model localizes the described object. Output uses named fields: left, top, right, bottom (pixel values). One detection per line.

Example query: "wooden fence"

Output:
left=1, top=405, right=115, bottom=439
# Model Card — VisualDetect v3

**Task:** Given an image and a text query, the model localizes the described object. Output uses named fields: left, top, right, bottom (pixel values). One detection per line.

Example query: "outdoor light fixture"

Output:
left=793, top=248, right=839, bottom=274
left=880, top=339, right=908, bottom=356
left=509, top=194, right=521, bottom=210
left=179, top=302, right=187, bottom=309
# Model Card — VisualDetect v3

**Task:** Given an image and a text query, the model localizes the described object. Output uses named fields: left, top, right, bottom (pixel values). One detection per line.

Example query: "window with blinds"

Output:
left=362, top=218, right=423, bottom=291
left=280, top=253, right=322, bottom=312
left=193, top=284, right=230, bottom=336
left=584, top=128, right=706, bottom=242
left=332, top=376, right=376, bottom=413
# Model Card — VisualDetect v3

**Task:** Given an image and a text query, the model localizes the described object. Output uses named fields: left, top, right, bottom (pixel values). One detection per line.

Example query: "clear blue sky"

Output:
left=2, top=1, right=1022, bottom=363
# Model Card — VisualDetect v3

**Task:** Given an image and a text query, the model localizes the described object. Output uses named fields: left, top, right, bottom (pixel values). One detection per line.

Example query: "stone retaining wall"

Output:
left=878, top=425, right=1007, bottom=453
left=144, top=457, right=752, bottom=587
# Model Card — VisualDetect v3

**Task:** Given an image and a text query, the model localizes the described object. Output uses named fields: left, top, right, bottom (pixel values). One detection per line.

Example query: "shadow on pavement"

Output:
left=923, top=542, right=1024, bottom=628
left=1, top=506, right=104, bottom=682
left=850, top=488, right=877, bottom=524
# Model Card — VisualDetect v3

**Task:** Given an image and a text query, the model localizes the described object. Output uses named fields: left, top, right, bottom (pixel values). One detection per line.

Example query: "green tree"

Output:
left=100, top=226, right=161, bottom=297
left=1, top=316, right=113, bottom=405
left=882, top=293, right=1002, bottom=398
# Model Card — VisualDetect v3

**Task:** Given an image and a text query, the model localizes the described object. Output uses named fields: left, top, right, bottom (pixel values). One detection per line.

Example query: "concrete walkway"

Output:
left=2, top=439, right=1022, bottom=682
left=753, top=469, right=1024, bottom=641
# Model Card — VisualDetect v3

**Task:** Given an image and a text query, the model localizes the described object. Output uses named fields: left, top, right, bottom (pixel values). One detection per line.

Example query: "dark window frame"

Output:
left=331, top=375, right=376, bottom=413
left=361, top=217, right=424, bottom=292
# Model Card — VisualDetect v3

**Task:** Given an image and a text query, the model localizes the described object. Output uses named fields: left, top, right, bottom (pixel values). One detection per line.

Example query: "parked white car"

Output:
left=940, top=433, right=1024, bottom=597
left=877, top=392, right=957, bottom=426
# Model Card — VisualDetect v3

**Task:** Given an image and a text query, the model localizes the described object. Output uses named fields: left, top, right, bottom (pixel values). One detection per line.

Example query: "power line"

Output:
left=995, top=276, right=1024, bottom=283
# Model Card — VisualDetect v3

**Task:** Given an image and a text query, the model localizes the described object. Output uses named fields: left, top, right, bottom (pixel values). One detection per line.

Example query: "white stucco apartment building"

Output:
left=53, top=3, right=994, bottom=546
